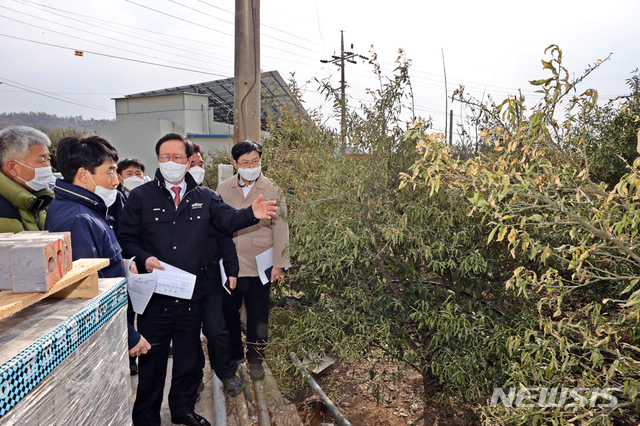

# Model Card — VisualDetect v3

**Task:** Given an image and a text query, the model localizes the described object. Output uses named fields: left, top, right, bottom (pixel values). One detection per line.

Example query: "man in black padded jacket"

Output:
left=118, top=133, right=277, bottom=426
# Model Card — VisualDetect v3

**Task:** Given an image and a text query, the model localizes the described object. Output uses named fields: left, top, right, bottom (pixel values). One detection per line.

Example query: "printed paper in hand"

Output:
left=125, top=257, right=156, bottom=314
left=219, top=258, right=232, bottom=295
left=153, top=261, right=197, bottom=300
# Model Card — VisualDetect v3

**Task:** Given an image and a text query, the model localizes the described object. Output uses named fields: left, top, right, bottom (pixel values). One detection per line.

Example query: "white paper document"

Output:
left=125, top=257, right=156, bottom=315
left=219, top=259, right=231, bottom=295
left=153, top=261, right=197, bottom=300
left=256, top=247, right=274, bottom=285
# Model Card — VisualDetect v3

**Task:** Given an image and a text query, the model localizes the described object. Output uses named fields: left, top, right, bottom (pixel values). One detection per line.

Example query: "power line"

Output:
left=0, top=13, right=233, bottom=75
left=0, top=11, right=327, bottom=90
left=168, top=0, right=232, bottom=26
left=0, top=33, right=228, bottom=77
left=9, top=0, right=234, bottom=64
left=124, top=0, right=322, bottom=62
left=195, top=0, right=323, bottom=46
left=5, top=0, right=610, bottom=123
left=0, top=90, right=120, bottom=95
left=10, top=0, right=322, bottom=74
left=168, top=0, right=318, bottom=54
left=0, top=77, right=113, bottom=113
left=14, top=0, right=231, bottom=50
left=13, top=0, right=526, bottom=102
left=0, top=6, right=234, bottom=71
left=124, top=0, right=232, bottom=38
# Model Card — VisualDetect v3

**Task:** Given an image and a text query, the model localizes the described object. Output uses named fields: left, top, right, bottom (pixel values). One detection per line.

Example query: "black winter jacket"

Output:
left=117, top=169, right=257, bottom=304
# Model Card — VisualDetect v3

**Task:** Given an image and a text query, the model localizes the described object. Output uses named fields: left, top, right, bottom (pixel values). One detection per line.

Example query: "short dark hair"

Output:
left=155, top=133, right=193, bottom=158
left=57, top=136, right=118, bottom=183
left=117, top=157, right=146, bottom=175
left=191, top=142, right=203, bottom=156
left=231, top=140, right=262, bottom=161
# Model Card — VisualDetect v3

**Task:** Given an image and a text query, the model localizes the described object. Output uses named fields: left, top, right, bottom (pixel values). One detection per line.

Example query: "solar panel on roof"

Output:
left=123, top=71, right=306, bottom=130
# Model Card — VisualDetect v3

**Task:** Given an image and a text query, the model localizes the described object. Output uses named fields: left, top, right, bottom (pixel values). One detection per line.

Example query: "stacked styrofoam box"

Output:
left=0, top=232, right=73, bottom=293
left=0, top=278, right=131, bottom=425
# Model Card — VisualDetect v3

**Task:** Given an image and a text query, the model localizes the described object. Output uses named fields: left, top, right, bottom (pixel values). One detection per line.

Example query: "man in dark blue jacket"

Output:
left=45, top=135, right=151, bottom=357
left=118, top=133, right=277, bottom=426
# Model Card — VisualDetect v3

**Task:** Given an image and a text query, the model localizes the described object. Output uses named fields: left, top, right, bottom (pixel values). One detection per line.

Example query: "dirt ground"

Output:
left=292, top=357, right=480, bottom=426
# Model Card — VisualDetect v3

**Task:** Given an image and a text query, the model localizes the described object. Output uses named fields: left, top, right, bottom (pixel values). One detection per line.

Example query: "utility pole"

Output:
left=320, top=31, right=367, bottom=147
left=234, top=0, right=260, bottom=144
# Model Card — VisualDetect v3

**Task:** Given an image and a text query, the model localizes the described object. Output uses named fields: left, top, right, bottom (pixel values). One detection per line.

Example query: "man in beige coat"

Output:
left=216, top=140, right=290, bottom=381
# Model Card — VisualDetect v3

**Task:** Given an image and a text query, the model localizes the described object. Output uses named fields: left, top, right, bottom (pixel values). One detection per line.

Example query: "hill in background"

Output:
left=0, top=112, right=113, bottom=134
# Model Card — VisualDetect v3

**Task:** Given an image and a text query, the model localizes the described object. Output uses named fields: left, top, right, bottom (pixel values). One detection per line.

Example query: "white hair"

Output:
left=0, top=126, right=51, bottom=167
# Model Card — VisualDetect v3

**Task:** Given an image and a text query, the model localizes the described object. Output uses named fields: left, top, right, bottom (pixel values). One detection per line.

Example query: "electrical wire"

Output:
left=124, top=0, right=321, bottom=62
left=11, top=0, right=535, bottom=101
left=0, top=33, right=228, bottom=77
left=10, top=0, right=324, bottom=74
left=195, top=0, right=323, bottom=46
left=124, top=0, right=231, bottom=38
left=168, top=0, right=232, bottom=26
left=0, top=77, right=113, bottom=113
left=13, top=0, right=231, bottom=50
left=0, top=14, right=226, bottom=75
left=4, top=0, right=617, bottom=129
left=168, top=0, right=317, bottom=54
left=9, top=1, right=234, bottom=63
left=312, top=0, right=327, bottom=57
left=0, top=6, right=234, bottom=71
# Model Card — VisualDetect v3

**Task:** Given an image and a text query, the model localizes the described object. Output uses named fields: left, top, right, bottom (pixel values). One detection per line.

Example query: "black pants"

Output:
left=132, top=300, right=204, bottom=426
left=202, top=292, right=237, bottom=380
left=222, top=276, right=271, bottom=364
left=128, top=299, right=137, bottom=367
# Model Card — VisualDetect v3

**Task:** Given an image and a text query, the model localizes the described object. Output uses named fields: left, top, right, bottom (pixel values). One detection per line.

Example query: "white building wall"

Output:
left=102, top=119, right=175, bottom=178
left=187, top=121, right=234, bottom=162
left=101, top=92, right=267, bottom=179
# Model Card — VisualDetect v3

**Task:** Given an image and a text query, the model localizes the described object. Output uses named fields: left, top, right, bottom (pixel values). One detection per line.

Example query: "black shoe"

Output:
left=222, top=375, right=244, bottom=397
left=171, top=412, right=210, bottom=426
left=249, top=363, right=265, bottom=381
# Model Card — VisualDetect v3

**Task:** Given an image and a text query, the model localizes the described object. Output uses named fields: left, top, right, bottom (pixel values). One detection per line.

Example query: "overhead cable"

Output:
left=0, top=6, right=234, bottom=70
left=0, top=78, right=113, bottom=113
left=0, top=33, right=228, bottom=77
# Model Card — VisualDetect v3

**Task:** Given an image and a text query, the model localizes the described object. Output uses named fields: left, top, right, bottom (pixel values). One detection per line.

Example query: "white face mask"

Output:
left=14, top=160, right=53, bottom=191
left=237, top=165, right=261, bottom=182
left=123, top=176, right=144, bottom=192
left=158, top=161, right=188, bottom=184
left=188, top=166, right=205, bottom=185
left=88, top=173, right=118, bottom=207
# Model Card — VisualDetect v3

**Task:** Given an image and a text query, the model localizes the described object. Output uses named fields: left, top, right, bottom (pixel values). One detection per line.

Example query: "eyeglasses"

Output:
left=159, top=155, right=188, bottom=163
left=237, top=158, right=261, bottom=168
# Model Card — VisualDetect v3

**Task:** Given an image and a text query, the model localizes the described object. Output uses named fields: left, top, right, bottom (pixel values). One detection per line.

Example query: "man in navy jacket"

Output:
left=45, top=135, right=151, bottom=358
left=118, top=133, right=277, bottom=426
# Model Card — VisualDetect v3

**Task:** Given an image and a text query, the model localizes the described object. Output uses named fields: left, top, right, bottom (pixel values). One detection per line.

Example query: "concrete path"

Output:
left=129, top=347, right=303, bottom=426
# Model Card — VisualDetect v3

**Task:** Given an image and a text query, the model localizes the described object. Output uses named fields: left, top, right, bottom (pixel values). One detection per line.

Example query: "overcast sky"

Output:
left=0, top=0, right=638, bottom=135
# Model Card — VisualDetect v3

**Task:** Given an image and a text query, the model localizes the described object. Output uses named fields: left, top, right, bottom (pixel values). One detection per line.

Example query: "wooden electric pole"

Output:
left=320, top=31, right=367, bottom=147
left=234, top=0, right=260, bottom=144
